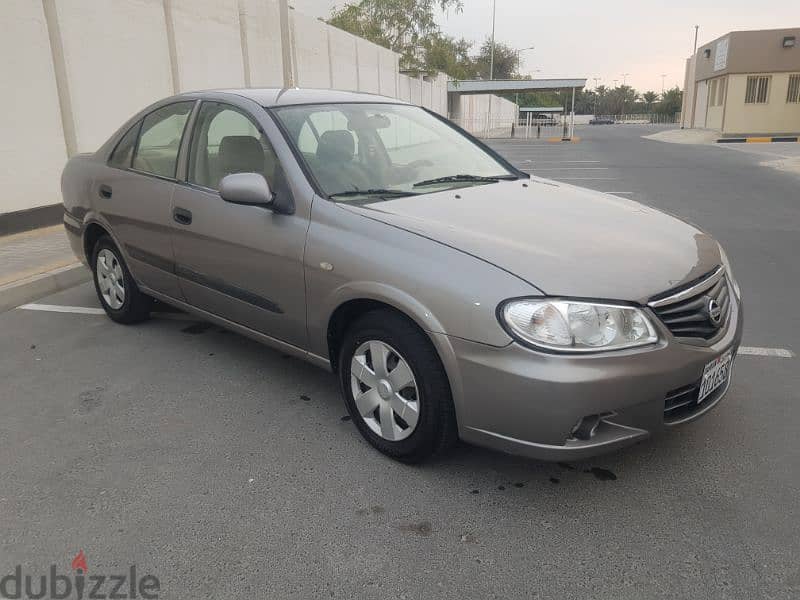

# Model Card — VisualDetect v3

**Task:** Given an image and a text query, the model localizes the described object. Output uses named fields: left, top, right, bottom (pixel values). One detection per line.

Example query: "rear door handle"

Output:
left=173, top=207, right=192, bottom=225
left=98, top=184, right=112, bottom=199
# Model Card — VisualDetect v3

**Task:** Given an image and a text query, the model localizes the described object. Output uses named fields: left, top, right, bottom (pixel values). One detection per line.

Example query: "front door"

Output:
left=170, top=101, right=308, bottom=348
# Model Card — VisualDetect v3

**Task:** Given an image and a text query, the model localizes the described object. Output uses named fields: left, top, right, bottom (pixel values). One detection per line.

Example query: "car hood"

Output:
left=342, top=178, right=722, bottom=302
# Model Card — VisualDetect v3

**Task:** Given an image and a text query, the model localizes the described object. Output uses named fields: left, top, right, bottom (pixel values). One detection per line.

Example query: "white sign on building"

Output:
left=714, top=37, right=729, bottom=71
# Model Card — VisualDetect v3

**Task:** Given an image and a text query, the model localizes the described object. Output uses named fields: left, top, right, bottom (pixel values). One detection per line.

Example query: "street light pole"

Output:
left=489, top=0, right=497, bottom=80
left=620, top=73, right=630, bottom=118
left=593, top=77, right=600, bottom=115
left=693, top=25, right=699, bottom=54
left=661, top=74, right=666, bottom=95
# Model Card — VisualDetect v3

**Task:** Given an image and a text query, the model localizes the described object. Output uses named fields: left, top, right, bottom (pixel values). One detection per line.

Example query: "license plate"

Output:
left=698, top=350, right=733, bottom=403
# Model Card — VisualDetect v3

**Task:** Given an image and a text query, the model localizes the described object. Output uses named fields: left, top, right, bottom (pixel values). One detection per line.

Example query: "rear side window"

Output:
left=108, top=122, right=141, bottom=169
left=132, top=102, right=194, bottom=178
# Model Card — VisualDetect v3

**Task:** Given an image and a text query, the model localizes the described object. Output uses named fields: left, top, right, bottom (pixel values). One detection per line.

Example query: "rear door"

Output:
left=95, top=101, right=196, bottom=299
left=169, top=100, right=309, bottom=348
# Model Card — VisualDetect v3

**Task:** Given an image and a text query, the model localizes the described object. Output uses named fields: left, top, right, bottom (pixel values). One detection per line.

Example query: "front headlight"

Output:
left=500, top=299, right=658, bottom=352
left=718, top=244, right=741, bottom=299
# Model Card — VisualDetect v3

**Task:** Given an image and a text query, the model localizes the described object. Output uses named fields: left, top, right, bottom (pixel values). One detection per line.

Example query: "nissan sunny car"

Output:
left=61, top=89, right=743, bottom=463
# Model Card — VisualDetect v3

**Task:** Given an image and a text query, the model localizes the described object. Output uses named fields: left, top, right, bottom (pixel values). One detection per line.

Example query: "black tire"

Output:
left=338, top=309, right=458, bottom=463
left=90, top=235, right=153, bottom=324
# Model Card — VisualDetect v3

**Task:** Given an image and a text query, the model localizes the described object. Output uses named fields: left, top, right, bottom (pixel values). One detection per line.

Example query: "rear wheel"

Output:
left=338, top=310, right=457, bottom=463
left=91, top=235, right=152, bottom=324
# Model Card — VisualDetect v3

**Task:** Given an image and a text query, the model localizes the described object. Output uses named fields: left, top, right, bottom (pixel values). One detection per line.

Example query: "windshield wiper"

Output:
left=328, top=188, right=419, bottom=199
left=412, top=174, right=517, bottom=188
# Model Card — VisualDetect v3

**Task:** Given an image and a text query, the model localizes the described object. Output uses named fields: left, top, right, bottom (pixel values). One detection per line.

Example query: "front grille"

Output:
left=650, top=268, right=731, bottom=340
left=664, top=377, right=729, bottom=424
left=664, top=383, right=701, bottom=422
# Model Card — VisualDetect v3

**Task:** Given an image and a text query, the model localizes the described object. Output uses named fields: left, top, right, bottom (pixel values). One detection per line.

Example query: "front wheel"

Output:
left=338, top=310, right=457, bottom=463
left=91, top=235, right=153, bottom=324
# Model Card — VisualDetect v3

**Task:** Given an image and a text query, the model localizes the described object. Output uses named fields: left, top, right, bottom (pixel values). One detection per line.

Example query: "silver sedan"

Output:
left=61, top=88, right=743, bottom=462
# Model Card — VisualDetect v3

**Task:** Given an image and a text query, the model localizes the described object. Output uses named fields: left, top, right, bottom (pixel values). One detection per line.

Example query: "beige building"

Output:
left=681, top=28, right=800, bottom=136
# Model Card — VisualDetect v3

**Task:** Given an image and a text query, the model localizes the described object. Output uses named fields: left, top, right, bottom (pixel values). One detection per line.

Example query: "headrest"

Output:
left=316, top=130, right=355, bottom=162
left=219, top=136, right=264, bottom=174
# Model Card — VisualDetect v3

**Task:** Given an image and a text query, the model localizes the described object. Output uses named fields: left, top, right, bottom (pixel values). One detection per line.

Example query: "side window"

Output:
left=132, top=102, right=194, bottom=178
left=109, top=121, right=141, bottom=169
left=188, top=102, right=279, bottom=190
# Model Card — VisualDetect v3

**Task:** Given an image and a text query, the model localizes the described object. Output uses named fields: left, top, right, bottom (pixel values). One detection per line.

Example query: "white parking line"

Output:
left=17, top=303, right=195, bottom=321
left=528, top=167, right=610, bottom=171
left=18, top=303, right=105, bottom=315
left=737, top=346, right=795, bottom=358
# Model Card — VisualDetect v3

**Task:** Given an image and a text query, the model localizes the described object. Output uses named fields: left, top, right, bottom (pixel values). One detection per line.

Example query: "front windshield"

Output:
left=272, top=103, right=518, bottom=200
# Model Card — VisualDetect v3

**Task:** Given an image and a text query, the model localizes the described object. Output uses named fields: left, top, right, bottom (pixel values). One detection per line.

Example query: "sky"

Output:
left=292, top=0, right=800, bottom=92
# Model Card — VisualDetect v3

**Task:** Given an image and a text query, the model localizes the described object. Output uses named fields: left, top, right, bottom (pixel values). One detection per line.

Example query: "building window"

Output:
left=787, top=74, right=800, bottom=103
left=745, top=75, right=770, bottom=104
left=718, top=78, right=726, bottom=105
left=709, top=80, right=718, bottom=106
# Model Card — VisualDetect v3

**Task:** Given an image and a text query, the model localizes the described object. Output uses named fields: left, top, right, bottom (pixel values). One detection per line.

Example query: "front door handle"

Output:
left=173, top=207, right=192, bottom=225
left=98, top=184, right=112, bottom=199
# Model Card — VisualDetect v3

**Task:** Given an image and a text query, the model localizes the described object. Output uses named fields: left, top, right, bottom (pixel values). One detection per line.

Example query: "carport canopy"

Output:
left=446, top=78, right=586, bottom=94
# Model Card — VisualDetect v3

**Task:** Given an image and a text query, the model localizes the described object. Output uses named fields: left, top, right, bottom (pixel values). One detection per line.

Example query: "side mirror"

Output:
left=219, top=173, right=273, bottom=208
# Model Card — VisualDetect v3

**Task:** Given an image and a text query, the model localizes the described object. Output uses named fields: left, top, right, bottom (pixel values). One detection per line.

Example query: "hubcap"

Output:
left=96, top=248, right=125, bottom=309
left=350, top=340, right=420, bottom=441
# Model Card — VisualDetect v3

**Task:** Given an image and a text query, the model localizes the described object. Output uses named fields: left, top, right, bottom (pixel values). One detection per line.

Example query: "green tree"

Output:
left=328, top=0, right=463, bottom=70
left=473, top=39, right=519, bottom=79
left=642, top=91, right=658, bottom=111
left=656, top=87, right=683, bottom=115
left=422, top=34, right=475, bottom=80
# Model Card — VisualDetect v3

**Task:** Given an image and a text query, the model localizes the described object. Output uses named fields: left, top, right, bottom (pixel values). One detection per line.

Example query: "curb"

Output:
left=717, top=136, right=799, bottom=144
left=547, top=137, right=581, bottom=143
left=0, top=263, right=90, bottom=314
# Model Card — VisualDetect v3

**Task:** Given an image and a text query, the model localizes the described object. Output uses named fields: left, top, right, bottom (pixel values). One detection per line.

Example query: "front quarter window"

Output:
left=273, top=103, right=518, bottom=200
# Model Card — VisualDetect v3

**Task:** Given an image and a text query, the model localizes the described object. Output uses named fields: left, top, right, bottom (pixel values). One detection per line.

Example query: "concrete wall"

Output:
left=0, top=1, right=67, bottom=214
left=0, top=0, right=508, bottom=219
left=238, top=0, right=284, bottom=87
left=722, top=73, right=800, bottom=135
left=449, top=93, right=518, bottom=137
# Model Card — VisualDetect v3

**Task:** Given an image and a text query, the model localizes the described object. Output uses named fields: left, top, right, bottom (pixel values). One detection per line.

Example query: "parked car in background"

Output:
left=590, top=116, right=616, bottom=124
left=61, top=88, right=743, bottom=463
left=518, top=112, right=561, bottom=127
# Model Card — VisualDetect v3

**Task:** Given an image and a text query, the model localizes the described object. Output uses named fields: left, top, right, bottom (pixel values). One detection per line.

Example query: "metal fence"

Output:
left=450, top=113, right=680, bottom=139
left=591, top=113, right=680, bottom=125
left=449, top=117, right=517, bottom=139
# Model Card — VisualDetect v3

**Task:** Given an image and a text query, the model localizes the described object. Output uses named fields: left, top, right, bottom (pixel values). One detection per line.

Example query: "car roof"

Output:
left=179, top=87, right=409, bottom=107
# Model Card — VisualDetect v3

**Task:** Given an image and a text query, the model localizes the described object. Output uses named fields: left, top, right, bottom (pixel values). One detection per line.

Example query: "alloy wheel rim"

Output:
left=96, top=249, right=125, bottom=309
left=350, top=340, right=420, bottom=441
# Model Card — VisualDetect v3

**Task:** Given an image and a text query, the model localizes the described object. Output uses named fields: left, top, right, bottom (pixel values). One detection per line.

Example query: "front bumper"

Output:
left=444, top=295, right=743, bottom=461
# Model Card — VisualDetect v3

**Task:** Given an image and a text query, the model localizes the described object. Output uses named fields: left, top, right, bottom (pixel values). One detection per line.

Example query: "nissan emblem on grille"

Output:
left=707, top=297, right=723, bottom=326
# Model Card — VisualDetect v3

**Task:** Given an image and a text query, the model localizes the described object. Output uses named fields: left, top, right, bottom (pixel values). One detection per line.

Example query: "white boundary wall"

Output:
left=449, top=94, right=519, bottom=137
left=0, top=0, right=505, bottom=218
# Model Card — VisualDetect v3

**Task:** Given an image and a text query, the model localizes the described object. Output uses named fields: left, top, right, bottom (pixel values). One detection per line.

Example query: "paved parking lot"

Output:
left=2, top=125, right=799, bottom=599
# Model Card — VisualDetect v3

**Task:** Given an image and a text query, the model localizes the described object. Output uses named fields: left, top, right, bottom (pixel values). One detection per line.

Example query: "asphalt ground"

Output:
left=1, top=125, right=798, bottom=599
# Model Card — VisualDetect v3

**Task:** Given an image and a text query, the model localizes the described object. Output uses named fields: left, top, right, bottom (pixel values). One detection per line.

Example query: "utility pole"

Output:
left=621, top=73, right=630, bottom=87
left=489, top=0, right=497, bottom=80
left=693, top=25, right=699, bottom=54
